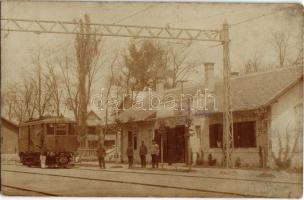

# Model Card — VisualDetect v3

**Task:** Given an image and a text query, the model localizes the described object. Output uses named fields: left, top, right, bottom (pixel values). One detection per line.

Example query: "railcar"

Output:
left=18, top=117, right=79, bottom=168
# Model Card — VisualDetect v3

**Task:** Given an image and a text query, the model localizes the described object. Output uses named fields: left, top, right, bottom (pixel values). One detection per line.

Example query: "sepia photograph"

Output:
left=0, top=1, right=303, bottom=197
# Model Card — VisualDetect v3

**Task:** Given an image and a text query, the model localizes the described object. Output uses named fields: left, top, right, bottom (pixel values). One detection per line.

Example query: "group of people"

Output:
left=96, top=140, right=160, bottom=169
left=127, top=140, right=159, bottom=168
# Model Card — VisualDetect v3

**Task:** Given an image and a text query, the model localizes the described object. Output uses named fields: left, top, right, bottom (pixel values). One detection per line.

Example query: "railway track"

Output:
left=3, top=163, right=302, bottom=186
left=75, top=166, right=302, bottom=186
left=2, top=163, right=301, bottom=197
left=2, top=184, right=59, bottom=196
left=2, top=168, right=251, bottom=197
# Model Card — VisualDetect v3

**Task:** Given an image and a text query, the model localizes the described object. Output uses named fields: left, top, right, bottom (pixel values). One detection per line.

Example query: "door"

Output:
left=175, top=125, right=185, bottom=163
left=154, top=126, right=186, bottom=163
left=128, top=131, right=133, bottom=146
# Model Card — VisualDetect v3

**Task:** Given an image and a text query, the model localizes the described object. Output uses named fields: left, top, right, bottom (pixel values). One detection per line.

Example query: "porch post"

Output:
left=159, top=122, right=166, bottom=168
left=161, top=134, right=164, bottom=168
left=256, top=108, right=269, bottom=169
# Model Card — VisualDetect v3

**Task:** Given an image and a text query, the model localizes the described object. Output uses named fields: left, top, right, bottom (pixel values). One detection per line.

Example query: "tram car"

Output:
left=18, top=117, right=79, bottom=167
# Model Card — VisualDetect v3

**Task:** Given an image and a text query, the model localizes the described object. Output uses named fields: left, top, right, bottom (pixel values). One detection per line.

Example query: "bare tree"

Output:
left=272, top=33, right=289, bottom=68
left=168, top=47, right=197, bottom=88
left=45, top=61, right=63, bottom=117
left=23, top=78, right=37, bottom=120
left=243, top=54, right=261, bottom=74
left=3, top=79, right=37, bottom=123
left=30, top=51, right=53, bottom=117
left=271, top=128, right=300, bottom=169
left=102, top=55, right=119, bottom=143
left=2, top=86, right=17, bottom=120
left=293, top=47, right=303, bottom=66
left=73, top=14, right=103, bottom=148
left=59, top=53, right=80, bottom=122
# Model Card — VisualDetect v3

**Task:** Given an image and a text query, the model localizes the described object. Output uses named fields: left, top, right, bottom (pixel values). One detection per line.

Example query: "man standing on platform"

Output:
left=97, top=144, right=106, bottom=169
left=139, top=141, right=148, bottom=168
left=151, top=140, right=159, bottom=168
left=127, top=143, right=134, bottom=168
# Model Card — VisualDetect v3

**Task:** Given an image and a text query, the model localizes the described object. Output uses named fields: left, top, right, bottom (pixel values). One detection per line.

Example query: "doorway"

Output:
left=155, top=125, right=185, bottom=163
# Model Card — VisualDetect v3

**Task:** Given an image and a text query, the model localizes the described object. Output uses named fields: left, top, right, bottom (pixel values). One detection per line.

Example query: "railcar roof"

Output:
left=19, top=117, right=76, bottom=126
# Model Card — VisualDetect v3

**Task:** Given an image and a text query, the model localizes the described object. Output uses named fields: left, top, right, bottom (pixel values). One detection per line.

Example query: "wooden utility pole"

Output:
left=222, top=21, right=234, bottom=168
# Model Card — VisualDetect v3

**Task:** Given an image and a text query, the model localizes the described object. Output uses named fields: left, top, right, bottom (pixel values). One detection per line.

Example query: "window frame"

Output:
left=209, top=123, right=223, bottom=148
left=46, top=124, right=55, bottom=135
left=209, top=121, right=256, bottom=149
left=195, top=125, right=201, bottom=138
left=55, top=123, right=68, bottom=135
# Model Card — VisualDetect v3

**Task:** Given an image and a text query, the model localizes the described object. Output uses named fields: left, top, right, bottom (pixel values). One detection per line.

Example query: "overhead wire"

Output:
left=112, top=4, right=155, bottom=25
left=229, top=6, right=294, bottom=28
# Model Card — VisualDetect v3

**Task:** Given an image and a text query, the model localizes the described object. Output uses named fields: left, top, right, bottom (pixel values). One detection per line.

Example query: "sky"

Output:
left=1, top=1, right=303, bottom=91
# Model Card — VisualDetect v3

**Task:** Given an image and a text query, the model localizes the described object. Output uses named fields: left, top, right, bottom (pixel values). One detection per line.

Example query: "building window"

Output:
left=105, top=140, right=115, bottom=148
left=87, top=126, right=97, bottom=135
left=195, top=125, right=201, bottom=138
left=88, top=140, right=98, bottom=149
left=233, top=121, right=256, bottom=148
left=209, top=123, right=223, bottom=148
left=68, top=124, right=75, bottom=135
left=209, top=121, right=256, bottom=148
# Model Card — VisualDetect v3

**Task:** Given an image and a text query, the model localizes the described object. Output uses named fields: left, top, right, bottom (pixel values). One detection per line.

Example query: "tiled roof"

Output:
left=165, top=66, right=303, bottom=111
left=116, top=66, right=303, bottom=123
left=19, top=116, right=76, bottom=126
left=118, top=91, right=157, bottom=123
left=118, top=109, right=155, bottom=123
left=225, top=66, right=302, bottom=111
left=1, top=117, right=19, bottom=128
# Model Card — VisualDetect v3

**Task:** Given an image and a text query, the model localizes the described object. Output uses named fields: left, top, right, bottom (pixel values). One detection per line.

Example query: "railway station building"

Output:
left=118, top=65, right=303, bottom=169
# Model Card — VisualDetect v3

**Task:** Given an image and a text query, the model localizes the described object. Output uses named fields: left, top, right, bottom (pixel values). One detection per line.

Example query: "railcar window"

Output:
left=47, top=124, right=55, bottom=135
left=68, top=124, right=76, bottom=135
left=56, top=124, right=67, bottom=135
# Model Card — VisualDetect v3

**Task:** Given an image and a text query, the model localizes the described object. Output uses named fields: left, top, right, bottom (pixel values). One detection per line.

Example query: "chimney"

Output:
left=204, top=62, right=215, bottom=92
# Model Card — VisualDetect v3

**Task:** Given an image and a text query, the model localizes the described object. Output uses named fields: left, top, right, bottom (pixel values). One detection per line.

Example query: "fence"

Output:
left=78, top=148, right=120, bottom=162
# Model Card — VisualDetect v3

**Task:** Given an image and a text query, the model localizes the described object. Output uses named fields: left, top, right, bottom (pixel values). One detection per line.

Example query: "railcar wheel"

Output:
left=58, top=153, right=69, bottom=166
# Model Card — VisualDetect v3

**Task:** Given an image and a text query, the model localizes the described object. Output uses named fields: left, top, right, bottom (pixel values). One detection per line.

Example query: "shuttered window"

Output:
left=209, top=123, right=223, bottom=148
left=209, top=121, right=256, bottom=148
left=233, top=121, right=256, bottom=148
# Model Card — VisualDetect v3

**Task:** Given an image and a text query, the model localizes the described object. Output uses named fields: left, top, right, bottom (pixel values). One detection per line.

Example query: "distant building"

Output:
left=78, top=110, right=119, bottom=161
left=1, top=117, right=19, bottom=154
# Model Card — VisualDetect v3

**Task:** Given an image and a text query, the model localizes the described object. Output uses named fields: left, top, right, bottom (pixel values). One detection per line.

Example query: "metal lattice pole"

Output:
left=221, top=22, right=234, bottom=168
